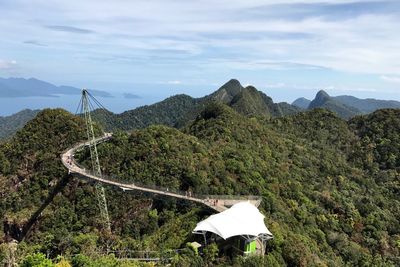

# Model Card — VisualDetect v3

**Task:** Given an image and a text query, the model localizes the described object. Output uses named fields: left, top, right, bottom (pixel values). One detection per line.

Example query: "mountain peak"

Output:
left=315, top=90, right=330, bottom=100
left=309, top=90, right=362, bottom=119
left=220, top=79, right=244, bottom=96
left=223, top=78, right=242, bottom=88
left=211, top=79, right=244, bottom=103
left=292, top=97, right=311, bottom=109
left=243, top=85, right=258, bottom=91
left=309, top=90, right=331, bottom=109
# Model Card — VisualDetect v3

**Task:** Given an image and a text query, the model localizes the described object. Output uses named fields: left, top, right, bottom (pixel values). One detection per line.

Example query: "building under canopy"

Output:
left=192, top=202, right=273, bottom=256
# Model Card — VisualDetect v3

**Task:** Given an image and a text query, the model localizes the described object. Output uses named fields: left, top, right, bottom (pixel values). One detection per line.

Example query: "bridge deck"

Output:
left=61, top=134, right=261, bottom=212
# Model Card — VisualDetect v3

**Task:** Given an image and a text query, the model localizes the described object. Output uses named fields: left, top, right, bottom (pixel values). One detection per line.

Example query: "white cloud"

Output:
left=166, top=80, right=182, bottom=85
left=265, top=83, right=286, bottom=88
left=331, top=87, right=377, bottom=93
left=381, top=75, right=400, bottom=84
left=262, top=83, right=378, bottom=93
left=0, top=59, right=17, bottom=69
left=1, top=0, right=400, bottom=87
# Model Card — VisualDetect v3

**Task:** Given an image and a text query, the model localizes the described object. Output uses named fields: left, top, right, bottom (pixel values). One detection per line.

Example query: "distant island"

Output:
left=0, top=77, right=111, bottom=98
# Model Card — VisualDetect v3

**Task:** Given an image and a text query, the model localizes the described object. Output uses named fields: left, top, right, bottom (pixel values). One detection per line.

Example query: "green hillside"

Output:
left=93, top=79, right=299, bottom=132
left=92, top=94, right=200, bottom=131
left=0, top=109, right=40, bottom=140
left=229, top=86, right=301, bottom=118
left=1, top=106, right=399, bottom=266
left=349, top=109, right=400, bottom=170
left=0, top=110, right=199, bottom=266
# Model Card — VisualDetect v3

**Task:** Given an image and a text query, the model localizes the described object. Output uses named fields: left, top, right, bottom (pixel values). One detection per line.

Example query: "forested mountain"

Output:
left=228, top=85, right=300, bottom=117
left=2, top=80, right=399, bottom=141
left=292, top=97, right=311, bottom=109
left=308, top=90, right=362, bottom=119
left=0, top=105, right=399, bottom=266
left=0, top=109, right=40, bottom=140
left=92, top=93, right=201, bottom=131
left=292, top=92, right=400, bottom=118
left=0, top=109, right=196, bottom=266
left=335, top=95, right=400, bottom=114
left=349, top=109, right=400, bottom=170
left=93, top=79, right=300, bottom=132
left=0, top=79, right=299, bottom=140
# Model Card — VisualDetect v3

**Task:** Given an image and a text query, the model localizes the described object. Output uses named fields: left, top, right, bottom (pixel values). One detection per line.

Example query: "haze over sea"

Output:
left=0, top=95, right=144, bottom=116
left=0, top=83, right=205, bottom=116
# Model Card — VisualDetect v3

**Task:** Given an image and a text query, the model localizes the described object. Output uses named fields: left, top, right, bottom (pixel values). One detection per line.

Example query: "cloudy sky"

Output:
left=1, top=0, right=400, bottom=103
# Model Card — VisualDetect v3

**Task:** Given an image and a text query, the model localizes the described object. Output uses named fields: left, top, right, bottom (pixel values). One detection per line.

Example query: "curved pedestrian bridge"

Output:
left=61, top=133, right=262, bottom=212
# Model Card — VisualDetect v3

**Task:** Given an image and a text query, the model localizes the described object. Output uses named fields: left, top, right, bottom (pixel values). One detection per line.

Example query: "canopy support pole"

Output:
left=203, top=232, right=207, bottom=245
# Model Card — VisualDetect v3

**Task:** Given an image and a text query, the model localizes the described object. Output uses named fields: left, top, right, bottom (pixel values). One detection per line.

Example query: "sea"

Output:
left=0, top=93, right=163, bottom=116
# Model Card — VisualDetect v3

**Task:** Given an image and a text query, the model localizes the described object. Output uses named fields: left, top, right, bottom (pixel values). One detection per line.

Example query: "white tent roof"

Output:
left=193, top=202, right=273, bottom=240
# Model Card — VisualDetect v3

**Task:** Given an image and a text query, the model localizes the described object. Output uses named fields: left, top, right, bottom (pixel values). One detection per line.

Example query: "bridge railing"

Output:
left=69, top=249, right=186, bottom=262
left=72, top=161, right=260, bottom=203
left=106, top=250, right=160, bottom=260
left=106, top=249, right=186, bottom=259
left=64, top=135, right=261, bottom=205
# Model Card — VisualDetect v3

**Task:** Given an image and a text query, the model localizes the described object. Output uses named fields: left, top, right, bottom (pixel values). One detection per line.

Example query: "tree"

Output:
left=20, top=253, right=54, bottom=267
left=203, top=243, right=219, bottom=265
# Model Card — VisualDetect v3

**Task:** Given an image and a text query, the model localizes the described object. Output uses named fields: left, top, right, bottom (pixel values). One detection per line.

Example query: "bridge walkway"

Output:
left=61, top=134, right=262, bottom=212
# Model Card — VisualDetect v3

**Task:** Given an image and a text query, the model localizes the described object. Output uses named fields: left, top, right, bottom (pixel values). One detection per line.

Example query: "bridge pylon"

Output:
left=81, top=89, right=111, bottom=233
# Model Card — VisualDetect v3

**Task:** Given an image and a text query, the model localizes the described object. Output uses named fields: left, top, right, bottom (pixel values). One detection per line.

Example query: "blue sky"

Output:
left=1, top=0, right=400, bottom=105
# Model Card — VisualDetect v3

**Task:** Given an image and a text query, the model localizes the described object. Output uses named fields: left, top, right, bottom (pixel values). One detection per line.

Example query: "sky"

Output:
left=1, top=0, right=400, bottom=110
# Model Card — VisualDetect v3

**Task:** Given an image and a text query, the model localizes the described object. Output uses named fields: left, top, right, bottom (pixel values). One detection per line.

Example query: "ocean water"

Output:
left=0, top=94, right=163, bottom=116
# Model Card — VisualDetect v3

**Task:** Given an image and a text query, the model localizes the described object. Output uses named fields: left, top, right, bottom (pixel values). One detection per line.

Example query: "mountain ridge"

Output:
left=93, top=79, right=300, bottom=132
left=292, top=91, right=400, bottom=118
left=307, top=90, right=361, bottom=119
left=334, top=95, right=400, bottom=113
left=3, top=79, right=400, bottom=141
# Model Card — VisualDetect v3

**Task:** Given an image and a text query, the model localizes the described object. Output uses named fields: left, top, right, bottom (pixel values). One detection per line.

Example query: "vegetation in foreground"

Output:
left=0, top=105, right=399, bottom=266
